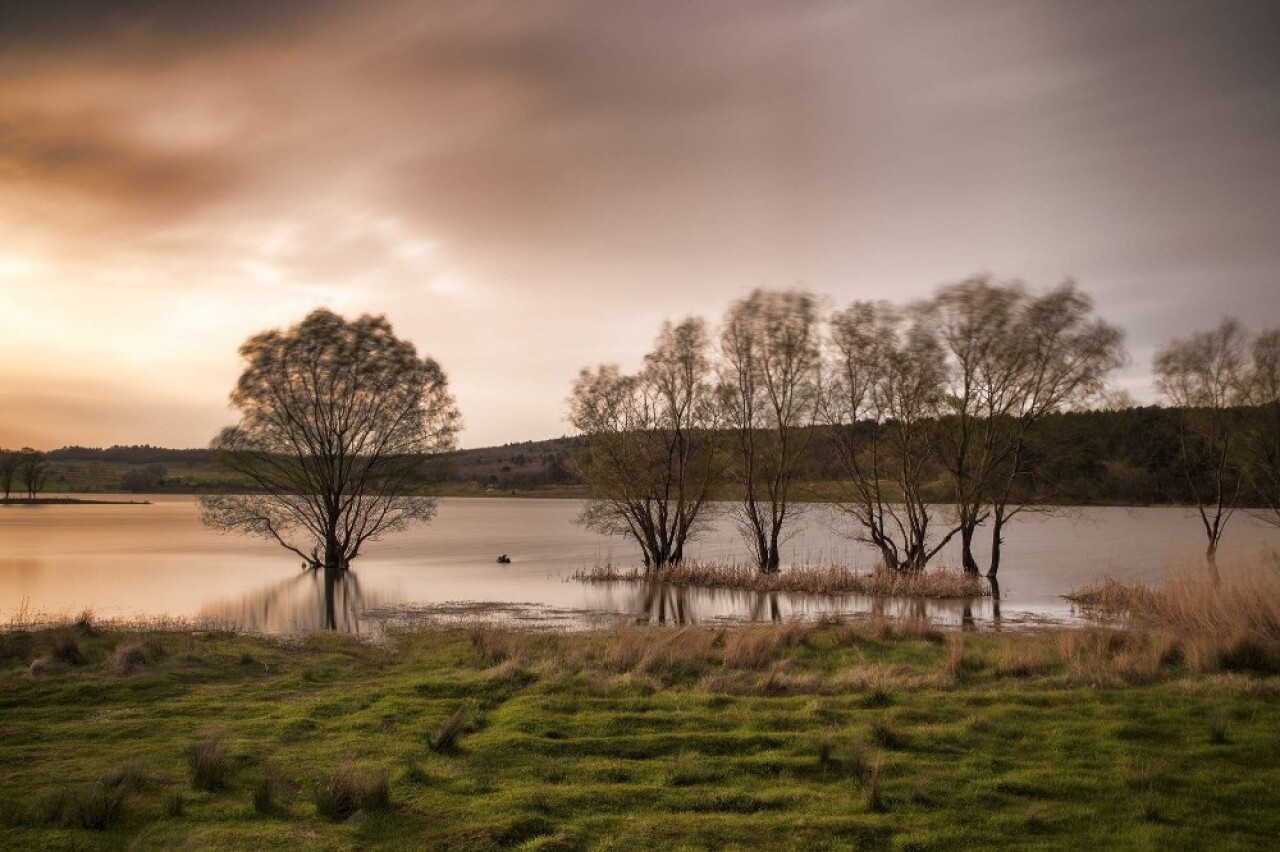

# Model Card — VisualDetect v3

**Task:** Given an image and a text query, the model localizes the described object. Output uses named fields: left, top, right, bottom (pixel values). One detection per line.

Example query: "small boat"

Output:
left=496, top=554, right=511, bottom=564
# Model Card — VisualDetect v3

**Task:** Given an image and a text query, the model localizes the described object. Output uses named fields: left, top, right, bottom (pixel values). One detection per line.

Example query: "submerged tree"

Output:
left=200, top=309, right=460, bottom=627
left=720, top=289, right=822, bottom=573
left=1153, top=318, right=1251, bottom=576
left=980, top=283, right=1125, bottom=581
left=822, top=301, right=956, bottom=572
left=569, top=318, right=721, bottom=571
left=928, top=277, right=1123, bottom=579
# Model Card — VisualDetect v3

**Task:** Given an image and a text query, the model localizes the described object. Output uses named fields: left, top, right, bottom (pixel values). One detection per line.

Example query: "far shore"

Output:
left=0, top=497, right=151, bottom=506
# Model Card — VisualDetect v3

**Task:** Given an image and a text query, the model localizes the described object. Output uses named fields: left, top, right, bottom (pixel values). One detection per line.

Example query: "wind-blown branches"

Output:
left=928, top=277, right=1125, bottom=577
left=822, top=301, right=957, bottom=572
left=720, top=289, right=822, bottom=574
left=570, top=318, right=722, bottom=571
left=200, top=310, right=460, bottom=607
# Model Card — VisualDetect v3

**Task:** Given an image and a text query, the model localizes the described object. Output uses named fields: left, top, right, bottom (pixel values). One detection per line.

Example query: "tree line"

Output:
left=570, top=276, right=1280, bottom=583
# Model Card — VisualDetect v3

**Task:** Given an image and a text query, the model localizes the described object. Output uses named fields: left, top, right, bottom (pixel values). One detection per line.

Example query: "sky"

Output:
left=2, top=0, right=1279, bottom=450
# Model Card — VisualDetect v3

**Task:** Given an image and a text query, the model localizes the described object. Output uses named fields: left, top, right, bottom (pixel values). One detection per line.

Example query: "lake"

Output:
left=1, top=496, right=1276, bottom=633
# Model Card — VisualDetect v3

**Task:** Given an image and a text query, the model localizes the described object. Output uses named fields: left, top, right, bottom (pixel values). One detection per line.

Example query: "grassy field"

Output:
left=1, top=617, right=1278, bottom=850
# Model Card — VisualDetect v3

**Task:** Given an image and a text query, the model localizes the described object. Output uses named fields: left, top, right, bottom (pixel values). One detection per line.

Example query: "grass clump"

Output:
left=312, top=764, right=390, bottom=821
left=864, top=753, right=887, bottom=813
left=67, top=779, right=131, bottom=830
left=429, top=705, right=471, bottom=753
left=188, top=734, right=231, bottom=791
left=111, top=638, right=166, bottom=674
left=870, top=718, right=904, bottom=750
left=50, top=632, right=85, bottom=666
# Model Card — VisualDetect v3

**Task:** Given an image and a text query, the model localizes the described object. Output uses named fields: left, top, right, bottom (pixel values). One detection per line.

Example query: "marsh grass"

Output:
left=1069, top=558, right=1280, bottom=646
left=572, top=560, right=990, bottom=598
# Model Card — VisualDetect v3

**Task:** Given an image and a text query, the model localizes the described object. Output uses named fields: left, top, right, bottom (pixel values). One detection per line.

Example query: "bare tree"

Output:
left=720, top=289, right=822, bottom=573
left=1242, top=327, right=1280, bottom=528
left=200, top=309, right=459, bottom=627
left=569, top=318, right=721, bottom=571
left=927, top=278, right=1026, bottom=575
left=17, top=448, right=48, bottom=500
left=822, top=301, right=957, bottom=572
left=0, top=450, right=19, bottom=500
left=927, top=277, right=1123, bottom=580
left=1153, top=317, right=1251, bottom=577
left=982, top=283, right=1125, bottom=580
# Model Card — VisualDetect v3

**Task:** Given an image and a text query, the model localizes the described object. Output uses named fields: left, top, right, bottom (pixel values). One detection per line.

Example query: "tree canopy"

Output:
left=200, top=309, right=460, bottom=598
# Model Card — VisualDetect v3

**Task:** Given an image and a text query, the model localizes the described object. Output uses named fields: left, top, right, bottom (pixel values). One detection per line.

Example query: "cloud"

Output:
left=1, top=0, right=1279, bottom=448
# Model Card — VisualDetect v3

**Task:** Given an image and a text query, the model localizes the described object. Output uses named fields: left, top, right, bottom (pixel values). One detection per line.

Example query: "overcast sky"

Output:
left=2, top=0, right=1279, bottom=449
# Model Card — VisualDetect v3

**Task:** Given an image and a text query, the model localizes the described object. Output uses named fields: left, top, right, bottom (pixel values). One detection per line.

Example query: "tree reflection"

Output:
left=201, top=568, right=370, bottom=633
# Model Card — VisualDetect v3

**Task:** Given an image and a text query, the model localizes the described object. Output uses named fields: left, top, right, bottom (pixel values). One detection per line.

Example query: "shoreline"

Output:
left=0, top=497, right=151, bottom=506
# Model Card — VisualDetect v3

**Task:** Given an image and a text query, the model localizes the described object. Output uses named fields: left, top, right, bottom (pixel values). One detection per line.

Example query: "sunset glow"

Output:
left=3, top=1, right=1279, bottom=449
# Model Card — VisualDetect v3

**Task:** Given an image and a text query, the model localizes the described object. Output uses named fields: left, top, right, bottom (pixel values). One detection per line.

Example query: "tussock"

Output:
left=313, top=763, right=390, bottom=821
left=189, top=734, right=231, bottom=791
left=112, top=638, right=166, bottom=674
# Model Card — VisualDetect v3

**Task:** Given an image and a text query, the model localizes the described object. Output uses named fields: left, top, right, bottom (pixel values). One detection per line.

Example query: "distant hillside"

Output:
left=40, top=437, right=587, bottom=494
left=437, top=436, right=583, bottom=489
left=31, top=405, right=1275, bottom=505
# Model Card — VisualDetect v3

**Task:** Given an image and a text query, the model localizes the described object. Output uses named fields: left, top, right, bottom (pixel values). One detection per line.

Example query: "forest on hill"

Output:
left=24, top=404, right=1271, bottom=506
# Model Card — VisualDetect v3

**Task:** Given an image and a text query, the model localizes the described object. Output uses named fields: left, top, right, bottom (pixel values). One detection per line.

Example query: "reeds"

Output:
left=1068, top=558, right=1280, bottom=646
left=572, top=561, right=989, bottom=598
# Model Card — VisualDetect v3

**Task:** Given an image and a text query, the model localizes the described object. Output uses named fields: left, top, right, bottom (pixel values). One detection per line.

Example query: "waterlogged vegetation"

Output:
left=573, top=562, right=991, bottom=599
left=2, top=593, right=1279, bottom=850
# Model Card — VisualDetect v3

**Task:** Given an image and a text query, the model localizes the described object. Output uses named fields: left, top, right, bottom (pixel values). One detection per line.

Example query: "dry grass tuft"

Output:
left=721, top=624, right=810, bottom=669
left=483, top=659, right=536, bottom=685
left=605, top=625, right=716, bottom=679
left=468, top=624, right=525, bottom=665
left=993, top=644, right=1056, bottom=679
left=1069, top=559, right=1280, bottom=675
left=945, top=633, right=965, bottom=677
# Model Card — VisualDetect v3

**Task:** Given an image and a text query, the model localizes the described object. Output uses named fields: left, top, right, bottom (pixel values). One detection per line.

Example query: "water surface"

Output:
left=1, top=496, right=1275, bottom=632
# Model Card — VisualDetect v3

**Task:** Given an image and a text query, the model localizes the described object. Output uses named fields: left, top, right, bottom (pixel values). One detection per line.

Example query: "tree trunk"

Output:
left=1206, top=540, right=1221, bottom=585
left=322, top=570, right=337, bottom=631
left=960, top=523, right=980, bottom=575
left=987, top=517, right=1003, bottom=579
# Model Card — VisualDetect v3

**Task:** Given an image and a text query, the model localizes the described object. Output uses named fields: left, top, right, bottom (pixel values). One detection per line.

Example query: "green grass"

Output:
left=1, top=622, right=1278, bottom=849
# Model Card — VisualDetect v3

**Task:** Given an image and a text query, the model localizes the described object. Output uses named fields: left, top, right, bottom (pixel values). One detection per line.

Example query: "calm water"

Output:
left=1, top=496, right=1276, bottom=633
